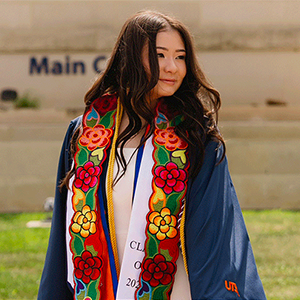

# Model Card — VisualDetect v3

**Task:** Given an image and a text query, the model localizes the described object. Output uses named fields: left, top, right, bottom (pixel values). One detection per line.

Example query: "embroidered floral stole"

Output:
left=69, top=94, right=189, bottom=300
left=69, top=94, right=117, bottom=300
left=136, top=104, right=189, bottom=300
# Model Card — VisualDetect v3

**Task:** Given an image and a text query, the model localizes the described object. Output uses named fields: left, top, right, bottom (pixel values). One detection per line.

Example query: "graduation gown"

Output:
left=38, top=117, right=266, bottom=300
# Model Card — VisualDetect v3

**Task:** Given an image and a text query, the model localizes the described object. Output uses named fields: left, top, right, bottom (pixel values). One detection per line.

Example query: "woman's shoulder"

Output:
left=188, top=139, right=226, bottom=188
left=69, top=115, right=83, bottom=131
left=60, top=115, right=83, bottom=150
left=204, top=137, right=224, bottom=163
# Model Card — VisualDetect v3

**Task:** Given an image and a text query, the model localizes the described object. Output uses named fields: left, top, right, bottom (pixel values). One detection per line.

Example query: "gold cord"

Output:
left=106, top=100, right=123, bottom=278
left=180, top=201, right=189, bottom=275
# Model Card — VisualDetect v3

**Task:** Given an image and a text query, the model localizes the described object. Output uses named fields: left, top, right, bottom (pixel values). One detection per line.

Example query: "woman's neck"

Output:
left=146, top=93, right=160, bottom=111
left=118, top=112, right=147, bottom=148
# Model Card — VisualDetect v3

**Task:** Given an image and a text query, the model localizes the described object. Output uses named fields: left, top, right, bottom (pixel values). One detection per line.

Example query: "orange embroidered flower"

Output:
left=148, top=207, right=177, bottom=241
left=79, top=125, right=113, bottom=151
left=71, top=205, right=97, bottom=238
left=155, top=127, right=187, bottom=151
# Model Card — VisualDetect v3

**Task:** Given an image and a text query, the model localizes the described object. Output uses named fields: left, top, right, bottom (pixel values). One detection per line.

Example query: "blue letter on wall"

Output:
left=30, top=57, right=49, bottom=75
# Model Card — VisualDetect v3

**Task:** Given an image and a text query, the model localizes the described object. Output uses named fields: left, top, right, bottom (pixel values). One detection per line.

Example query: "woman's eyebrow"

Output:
left=156, top=46, right=186, bottom=52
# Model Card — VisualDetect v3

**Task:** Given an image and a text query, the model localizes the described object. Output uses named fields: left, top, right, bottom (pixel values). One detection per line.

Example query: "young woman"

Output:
left=38, top=11, right=266, bottom=300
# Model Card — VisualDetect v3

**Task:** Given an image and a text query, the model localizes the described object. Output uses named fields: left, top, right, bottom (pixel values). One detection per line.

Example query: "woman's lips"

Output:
left=160, top=79, right=176, bottom=85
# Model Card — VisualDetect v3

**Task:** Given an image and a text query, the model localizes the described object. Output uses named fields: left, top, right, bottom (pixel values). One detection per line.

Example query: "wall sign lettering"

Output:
left=29, top=55, right=107, bottom=75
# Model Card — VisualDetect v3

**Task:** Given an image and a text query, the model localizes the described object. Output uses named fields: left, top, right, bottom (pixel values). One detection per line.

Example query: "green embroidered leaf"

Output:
left=170, top=156, right=184, bottom=169
left=101, top=110, right=116, bottom=128
left=75, top=201, right=83, bottom=212
left=139, top=292, right=150, bottom=300
left=147, top=234, right=158, bottom=257
left=77, top=147, right=89, bottom=165
left=86, top=119, right=98, bottom=128
left=77, top=292, right=85, bottom=300
left=72, top=234, right=84, bottom=254
left=153, top=285, right=170, bottom=300
left=170, top=114, right=184, bottom=126
left=86, top=245, right=97, bottom=256
left=160, top=248, right=172, bottom=261
left=152, top=199, right=164, bottom=212
left=88, top=280, right=100, bottom=299
left=172, top=149, right=186, bottom=164
left=156, top=122, right=167, bottom=130
left=166, top=193, right=181, bottom=214
left=86, top=188, right=98, bottom=210
left=89, top=154, right=101, bottom=165
left=90, top=148, right=104, bottom=164
left=154, top=146, right=169, bottom=164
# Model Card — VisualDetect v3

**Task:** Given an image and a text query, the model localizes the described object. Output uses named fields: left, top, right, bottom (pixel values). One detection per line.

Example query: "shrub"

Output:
left=14, top=93, right=39, bottom=109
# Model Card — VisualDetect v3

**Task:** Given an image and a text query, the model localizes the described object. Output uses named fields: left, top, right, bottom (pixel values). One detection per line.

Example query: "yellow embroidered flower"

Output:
left=148, top=207, right=177, bottom=241
left=71, top=205, right=97, bottom=238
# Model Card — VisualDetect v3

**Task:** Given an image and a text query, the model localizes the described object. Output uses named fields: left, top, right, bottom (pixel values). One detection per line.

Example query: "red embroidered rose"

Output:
left=154, top=162, right=186, bottom=194
left=142, top=254, right=175, bottom=287
left=157, top=101, right=177, bottom=120
left=93, top=94, right=117, bottom=116
left=74, top=161, right=100, bottom=192
left=155, top=127, right=187, bottom=151
left=79, top=125, right=112, bottom=151
left=74, top=250, right=102, bottom=284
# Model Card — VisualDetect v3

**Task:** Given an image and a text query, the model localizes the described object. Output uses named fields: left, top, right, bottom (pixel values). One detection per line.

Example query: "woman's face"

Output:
left=143, top=29, right=187, bottom=103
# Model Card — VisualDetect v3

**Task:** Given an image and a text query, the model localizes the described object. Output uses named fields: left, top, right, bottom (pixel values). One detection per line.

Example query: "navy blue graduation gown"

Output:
left=38, top=117, right=266, bottom=300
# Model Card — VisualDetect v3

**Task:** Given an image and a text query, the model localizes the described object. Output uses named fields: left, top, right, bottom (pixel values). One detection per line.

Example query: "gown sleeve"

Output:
left=38, top=116, right=82, bottom=300
left=185, top=141, right=266, bottom=300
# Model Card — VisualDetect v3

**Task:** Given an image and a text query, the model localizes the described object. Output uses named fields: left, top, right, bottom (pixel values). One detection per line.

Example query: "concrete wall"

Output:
left=1, top=0, right=300, bottom=108
left=0, top=110, right=69, bottom=212
left=1, top=108, right=300, bottom=212
left=224, top=122, right=300, bottom=210
left=1, top=0, right=300, bottom=53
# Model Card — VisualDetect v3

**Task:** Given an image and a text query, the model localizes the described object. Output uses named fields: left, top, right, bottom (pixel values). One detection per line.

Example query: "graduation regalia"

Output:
left=38, top=112, right=266, bottom=300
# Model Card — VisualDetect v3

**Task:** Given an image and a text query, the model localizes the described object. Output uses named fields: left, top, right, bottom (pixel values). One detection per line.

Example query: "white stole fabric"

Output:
left=116, top=137, right=154, bottom=299
left=112, top=148, right=137, bottom=264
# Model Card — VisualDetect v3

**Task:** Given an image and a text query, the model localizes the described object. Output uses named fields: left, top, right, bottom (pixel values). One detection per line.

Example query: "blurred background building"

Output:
left=0, top=0, right=300, bottom=212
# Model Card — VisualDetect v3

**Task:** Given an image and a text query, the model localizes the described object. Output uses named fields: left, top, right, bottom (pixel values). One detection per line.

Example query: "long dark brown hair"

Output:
left=62, top=10, right=225, bottom=187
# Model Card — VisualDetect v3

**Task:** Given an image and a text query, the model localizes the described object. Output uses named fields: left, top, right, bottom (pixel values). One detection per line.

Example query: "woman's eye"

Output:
left=157, top=53, right=164, bottom=58
left=176, top=55, right=186, bottom=60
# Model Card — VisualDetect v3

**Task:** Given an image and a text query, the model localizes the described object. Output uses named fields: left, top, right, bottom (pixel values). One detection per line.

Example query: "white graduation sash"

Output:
left=116, top=137, right=154, bottom=299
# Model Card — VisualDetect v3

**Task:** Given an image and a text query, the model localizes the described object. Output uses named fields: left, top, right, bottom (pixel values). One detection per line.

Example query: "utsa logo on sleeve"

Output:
left=225, top=280, right=240, bottom=297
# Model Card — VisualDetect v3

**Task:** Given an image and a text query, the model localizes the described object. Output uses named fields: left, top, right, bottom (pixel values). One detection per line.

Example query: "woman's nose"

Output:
left=164, top=58, right=177, bottom=73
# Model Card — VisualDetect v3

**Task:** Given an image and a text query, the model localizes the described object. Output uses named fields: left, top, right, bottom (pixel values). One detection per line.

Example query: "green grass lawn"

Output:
left=0, top=213, right=50, bottom=300
left=243, top=210, right=300, bottom=300
left=0, top=210, right=299, bottom=299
